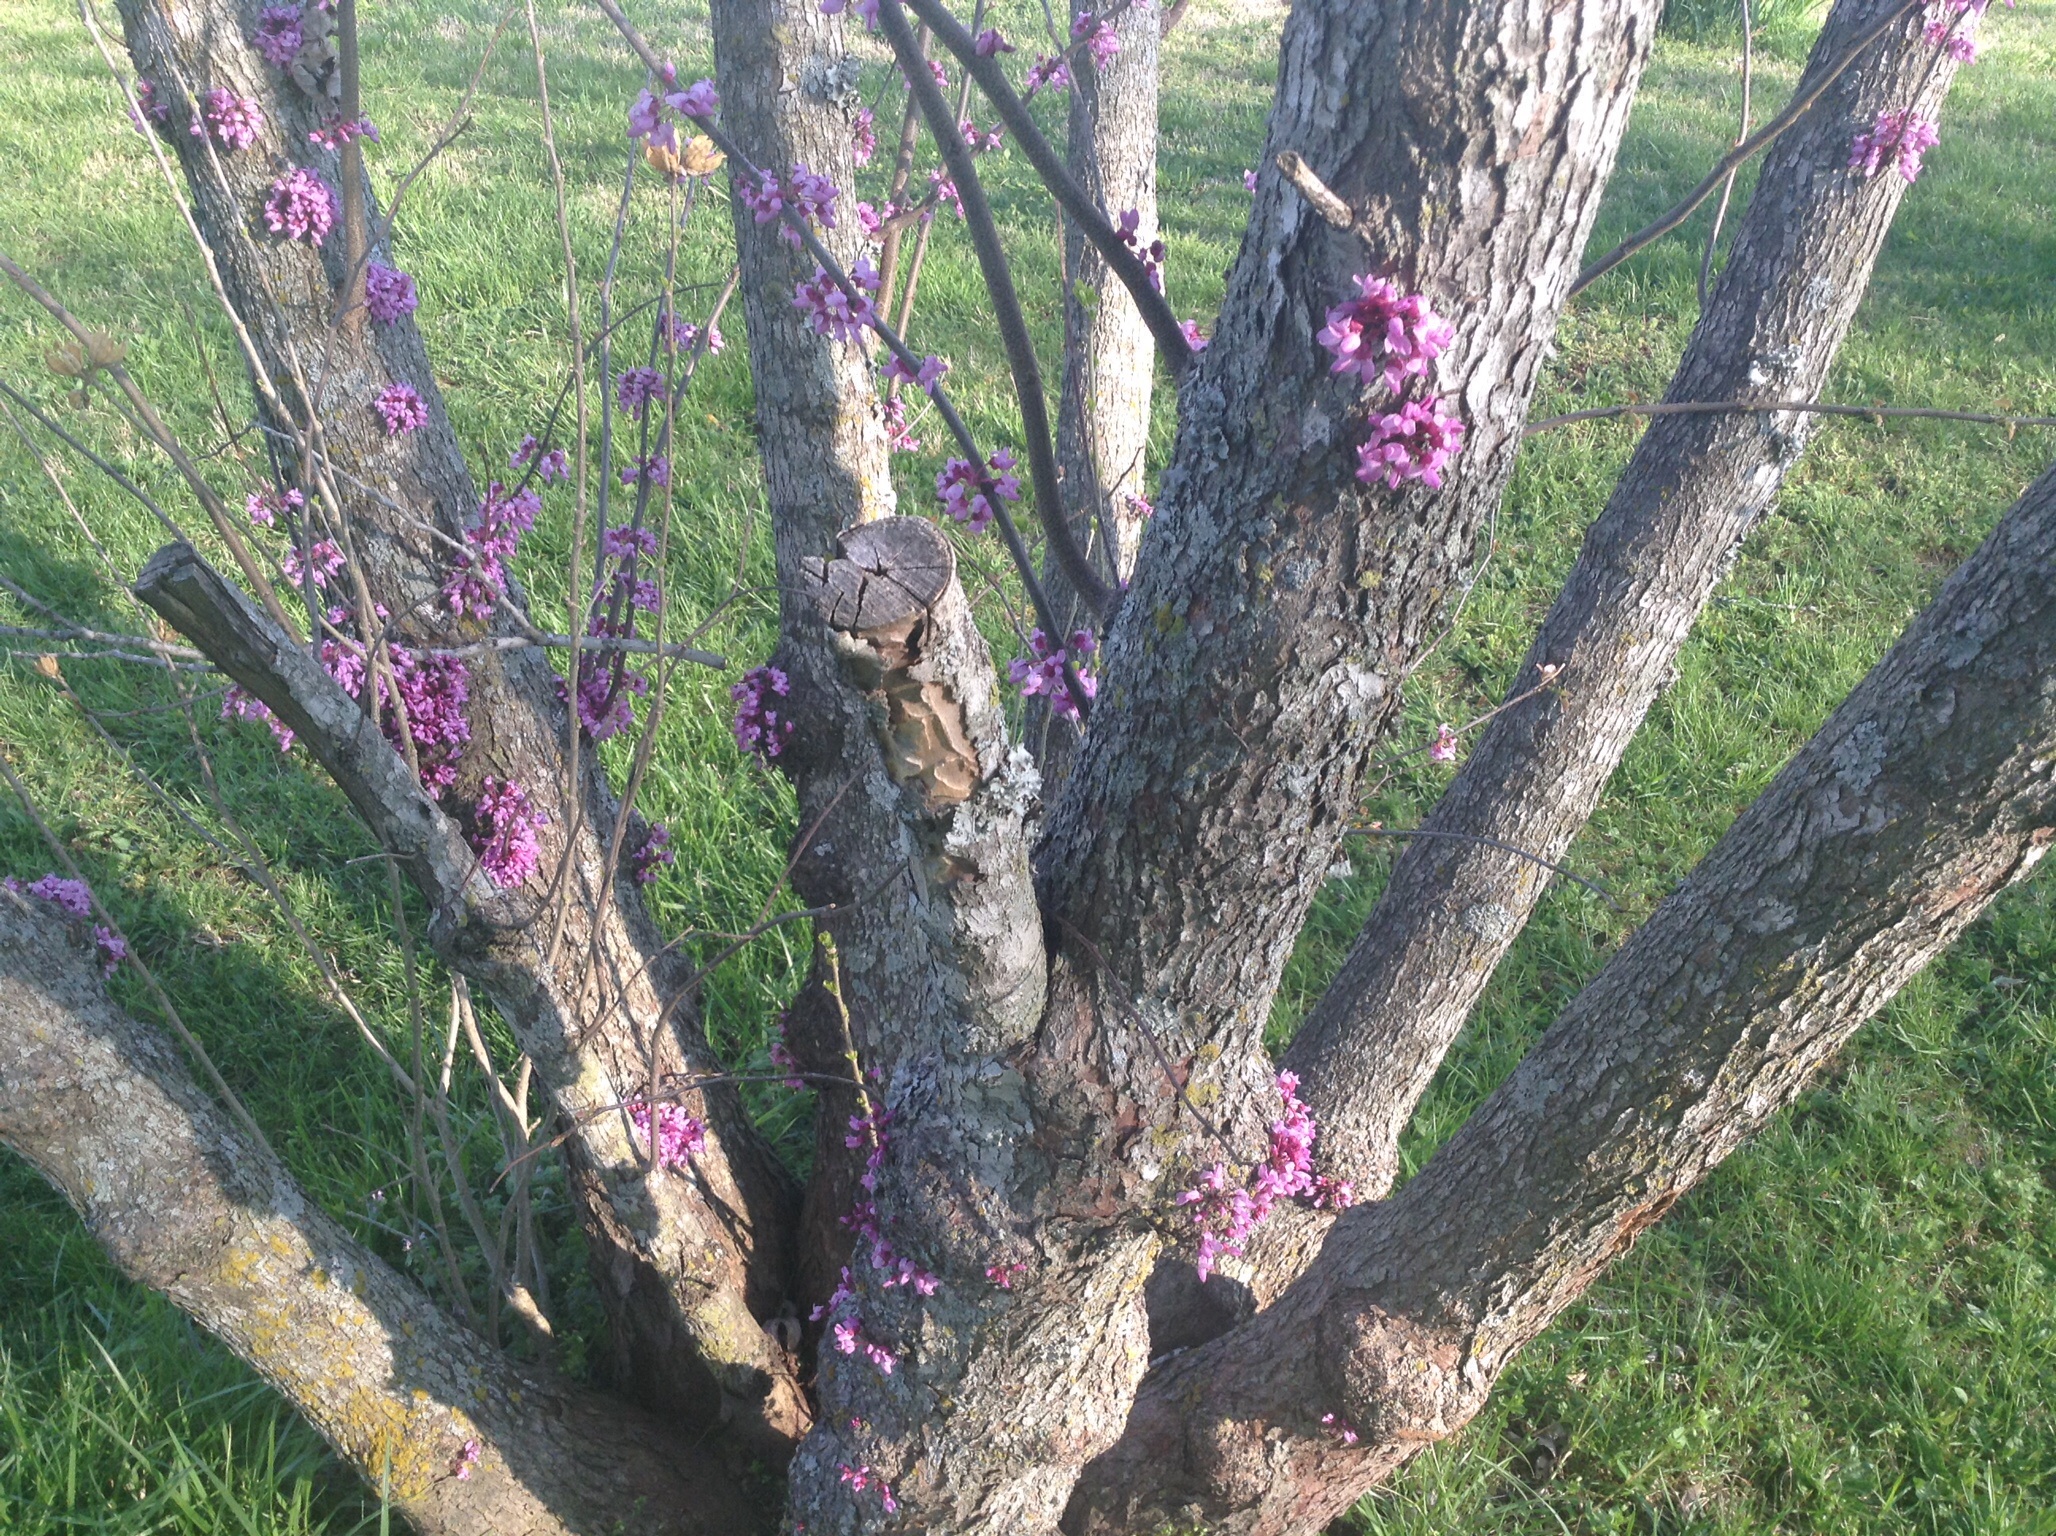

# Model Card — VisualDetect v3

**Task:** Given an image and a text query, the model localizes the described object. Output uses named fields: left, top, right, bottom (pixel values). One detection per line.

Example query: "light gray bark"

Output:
left=1285, top=0, right=1973, bottom=1211
left=1070, top=458, right=2056, bottom=1536
left=114, top=0, right=807, bottom=1451
left=0, top=898, right=763, bottom=1536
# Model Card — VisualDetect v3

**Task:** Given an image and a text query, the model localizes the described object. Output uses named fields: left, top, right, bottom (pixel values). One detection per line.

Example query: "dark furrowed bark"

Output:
left=0, top=901, right=769, bottom=1536
left=1069, top=458, right=2056, bottom=1536
left=1279, top=0, right=1967, bottom=1209
left=114, top=0, right=805, bottom=1451
left=1029, top=0, right=1161, bottom=785
left=1036, top=0, right=1667, bottom=1161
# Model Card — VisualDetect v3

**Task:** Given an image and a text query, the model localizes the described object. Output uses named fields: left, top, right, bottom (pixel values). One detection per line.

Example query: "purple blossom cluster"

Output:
left=1358, top=397, right=1466, bottom=490
left=1008, top=628, right=1098, bottom=720
left=738, top=164, right=838, bottom=247
left=6, top=875, right=128, bottom=975
left=957, top=118, right=1006, bottom=155
left=470, top=775, right=548, bottom=887
left=282, top=538, right=345, bottom=590
left=837, top=1464, right=899, bottom=1515
left=935, top=448, right=1020, bottom=532
left=1114, top=208, right=1165, bottom=293
left=852, top=105, right=876, bottom=166
left=443, top=480, right=540, bottom=619
left=1316, top=274, right=1455, bottom=393
left=880, top=394, right=920, bottom=453
left=630, top=822, right=675, bottom=884
left=322, top=625, right=475, bottom=793
left=974, top=26, right=1014, bottom=55
left=626, top=74, right=719, bottom=156
left=811, top=1099, right=937, bottom=1380
left=730, top=665, right=795, bottom=759
left=1428, top=722, right=1459, bottom=764
left=373, top=380, right=428, bottom=436
left=1849, top=107, right=1942, bottom=182
left=1180, top=318, right=1209, bottom=352
left=363, top=261, right=419, bottom=324
left=794, top=260, right=879, bottom=344
left=883, top=352, right=949, bottom=393
left=569, top=525, right=660, bottom=742
left=191, top=88, right=263, bottom=151
left=819, top=0, right=882, bottom=29
left=308, top=114, right=378, bottom=151
left=615, top=365, right=666, bottom=419
left=1071, top=9, right=1120, bottom=68
left=245, top=485, right=303, bottom=527
left=510, top=434, right=570, bottom=484
left=131, top=78, right=171, bottom=134
left=619, top=453, right=670, bottom=489
left=1175, top=1071, right=1350, bottom=1282
left=1025, top=52, right=1072, bottom=96
left=264, top=167, right=336, bottom=244
left=984, top=1261, right=1027, bottom=1289
left=253, top=5, right=303, bottom=67
left=626, top=1098, right=706, bottom=1170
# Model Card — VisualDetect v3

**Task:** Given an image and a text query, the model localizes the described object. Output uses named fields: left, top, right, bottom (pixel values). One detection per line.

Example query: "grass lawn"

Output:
left=1, top=0, right=2053, bottom=1530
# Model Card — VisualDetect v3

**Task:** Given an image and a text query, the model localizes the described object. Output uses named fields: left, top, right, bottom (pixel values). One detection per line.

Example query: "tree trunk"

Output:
left=114, top=0, right=806, bottom=1453
left=1284, top=0, right=1972, bottom=1211
left=1070, top=454, right=2056, bottom=1536
left=0, top=899, right=763, bottom=1536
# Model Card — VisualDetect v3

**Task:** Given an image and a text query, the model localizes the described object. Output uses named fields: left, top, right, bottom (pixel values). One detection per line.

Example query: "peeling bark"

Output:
left=1285, top=0, right=1973, bottom=1213
left=1070, top=459, right=2056, bottom=1536
left=113, top=0, right=809, bottom=1451
left=0, top=900, right=764, bottom=1536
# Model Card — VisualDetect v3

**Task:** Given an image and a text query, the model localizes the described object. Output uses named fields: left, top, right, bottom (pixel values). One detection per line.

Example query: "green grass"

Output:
left=1, top=0, right=2053, bottom=1530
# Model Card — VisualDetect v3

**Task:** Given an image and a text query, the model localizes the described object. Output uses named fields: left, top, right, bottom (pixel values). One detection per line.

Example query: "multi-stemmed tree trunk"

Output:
left=0, top=1, right=2041, bottom=1534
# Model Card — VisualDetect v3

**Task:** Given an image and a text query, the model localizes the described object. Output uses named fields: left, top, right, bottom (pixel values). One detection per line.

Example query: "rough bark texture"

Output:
left=114, top=0, right=807, bottom=1450
left=0, top=899, right=763, bottom=1536
left=1032, top=0, right=1162, bottom=778
left=1283, top=0, right=1972, bottom=1212
left=1038, top=0, right=1666, bottom=1154
left=1069, top=460, right=2056, bottom=1536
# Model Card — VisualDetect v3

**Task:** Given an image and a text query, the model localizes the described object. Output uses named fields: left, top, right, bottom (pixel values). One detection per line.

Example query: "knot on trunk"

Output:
left=1316, top=1292, right=1474, bottom=1448
left=802, top=517, right=981, bottom=808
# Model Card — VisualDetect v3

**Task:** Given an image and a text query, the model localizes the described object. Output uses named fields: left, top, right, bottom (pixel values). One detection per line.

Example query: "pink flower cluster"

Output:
left=1849, top=108, right=1941, bottom=182
left=985, top=1261, right=1028, bottom=1289
left=192, top=88, right=262, bottom=151
left=731, top=665, right=795, bottom=760
left=1115, top=208, right=1165, bottom=293
left=308, top=114, right=378, bottom=151
left=442, top=480, right=541, bottom=620
left=838, top=1464, right=899, bottom=1515
left=811, top=1099, right=935, bottom=1379
left=245, top=485, right=303, bottom=527
left=794, top=260, right=879, bottom=344
left=4, top=874, right=127, bottom=975
left=1357, top=398, right=1465, bottom=491
left=470, top=775, right=547, bottom=887
left=740, top=164, right=839, bottom=247
left=880, top=395, right=920, bottom=454
left=1175, top=1071, right=1351, bottom=1282
left=627, top=1098, right=707, bottom=1170
left=1428, top=722, right=1459, bottom=763
left=1071, top=10, right=1120, bottom=68
left=1025, top=53, right=1072, bottom=96
left=373, top=381, right=428, bottom=436
left=282, top=538, right=345, bottom=590
left=1316, top=274, right=1455, bottom=393
left=1008, top=628, right=1097, bottom=720
left=253, top=5, right=302, bottom=67
left=572, top=526, right=661, bottom=741
left=619, top=453, right=670, bottom=489
left=264, top=167, right=336, bottom=243
left=1321, top=1412, right=1361, bottom=1445
left=630, top=821, right=674, bottom=884
left=627, top=75, right=719, bottom=155
left=935, top=448, right=1020, bottom=532
left=131, top=78, right=171, bottom=134
left=851, top=105, right=876, bottom=166
left=883, top=352, right=949, bottom=393
left=820, top=0, right=882, bottom=29
left=364, top=261, right=418, bottom=324
left=975, top=26, right=1014, bottom=54
left=322, top=626, right=475, bottom=794
left=453, top=1438, right=483, bottom=1481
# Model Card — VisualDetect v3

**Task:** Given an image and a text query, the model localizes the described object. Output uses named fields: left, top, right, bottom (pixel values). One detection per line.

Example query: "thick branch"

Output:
left=1071, top=458, right=2056, bottom=1536
left=0, top=900, right=765, bottom=1536
left=1285, top=0, right=1971, bottom=1207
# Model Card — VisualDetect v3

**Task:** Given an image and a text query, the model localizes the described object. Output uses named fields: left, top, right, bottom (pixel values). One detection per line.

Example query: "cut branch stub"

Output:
left=803, top=514, right=955, bottom=633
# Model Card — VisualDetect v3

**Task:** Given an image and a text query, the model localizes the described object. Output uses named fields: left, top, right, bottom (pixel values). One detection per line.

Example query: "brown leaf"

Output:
left=680, top=135, right=724, bottom=176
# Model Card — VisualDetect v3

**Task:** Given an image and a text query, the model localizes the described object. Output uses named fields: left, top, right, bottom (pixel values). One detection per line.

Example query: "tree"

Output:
left=0, top=0, right=2045, bottom=1532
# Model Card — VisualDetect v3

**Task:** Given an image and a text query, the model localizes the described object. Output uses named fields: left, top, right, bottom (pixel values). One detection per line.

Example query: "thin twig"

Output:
left=1698, top=0, right=1753, bottom=310
left=1524, top=399, right=2056, bottom=436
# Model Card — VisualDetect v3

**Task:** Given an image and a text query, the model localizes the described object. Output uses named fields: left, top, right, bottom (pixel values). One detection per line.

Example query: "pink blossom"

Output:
left=373, top=381, right=428, bottom=436
left=12, top=874, right=92, bottom=919
left=615, top=366, right=665, bottom=418
left=470, top=776, right=547, bottom=887
left=1356, top=397, right=1465, bottom=490
left=619, top=455, right=670, bottom=489
left=1025, top=53, right=1072, bottom=95
left=131, top=78, right=171, bottom=135
left=510, top=434, right=569, bottom=483
left=281, top=539, right=345, bottom=590
left=364, top=261, right=418, bottom=324
left=1114, top=207, right=1165, bottom=292
left=1124, top=490, right=1154, bottom=520
left=1180, top=318, right=1209, bottom=352
left=308, top=114, right=377, bottom=150
left=935, top=448, right=1020, bottom=532
left=1008, top=628, right=1098, bottom=720
left=731, top=665, right=795, bottom=759
left=222, top=686, right=294, bottom=751
left=1174, top=1072, right=1340, bottom=1280
left=1428, top=722, right=1458, bottom=763
left=883, top=352, right=949, bottom=392
left=245, top=486, right=303, bottom=527
left=668, top=78, right=719, bottom=118
left=839, top=1464, right=899, bottom=1514
left=1321, top=1412, right=1360, bottom=1446
left=974, top=26, right=1014, bottom=55
left=631, top=822, right=675, bottom=884
left=453, top=1438, right=483, bottom=1480
left=881, top=395, right=920, bottom=453
left=264, top=168, right=336, bottom=243
left=1316, top=273, right=1455, bottom=393
left=627, top=1099, right=706, bottom=1170
left=191, top=88, right=262, bottom=151
left=602, top=524, right=658, bottom=559
left=92, top=925, right=128, bottom=976
left=819, top=0, right=881, bottom=27
left=851, top=105, right=876, bottom=166
left=793, top=261, right=878, bottom=344
left=985, top=1261, right=1028, bottom=1289
left=1924, top=19, right=1978, bottom=58
left=1244, top=168, right=1258, bottom=192
left=1848, top=107, right=1941, bottom=182
left=1072, top=10, right=1120, bottom=67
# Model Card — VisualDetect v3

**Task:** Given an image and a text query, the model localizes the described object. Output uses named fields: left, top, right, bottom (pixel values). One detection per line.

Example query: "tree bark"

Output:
left=1030, top=0, right=1162, bottom=781
left=1069, top=456, right=2056, bottom=1536
left=114, top=0, right=806, bottom=1450
left=0, top=899, right=764, bottom=1536
left=1266, top=0, right=1969, bottom=1243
